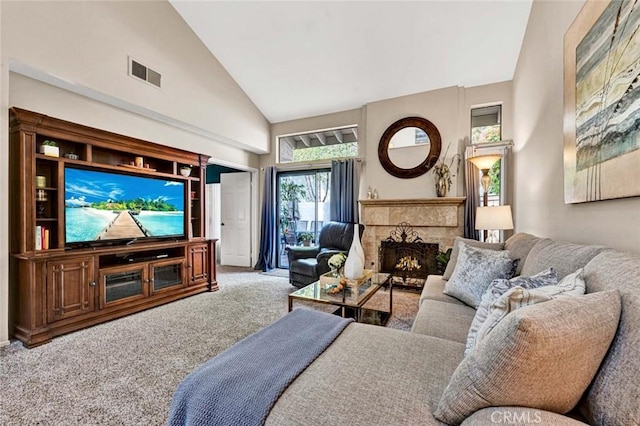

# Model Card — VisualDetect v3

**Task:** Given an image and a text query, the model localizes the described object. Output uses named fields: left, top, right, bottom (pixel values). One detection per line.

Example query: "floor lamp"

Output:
left=468, top=154, right=502, bottom=240
left=475, top=205, right=514, bottom=243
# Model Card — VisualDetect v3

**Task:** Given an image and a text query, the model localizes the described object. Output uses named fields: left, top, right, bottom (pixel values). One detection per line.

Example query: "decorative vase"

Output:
left=436, top=177, right=448, bottom=197
left=344, top=225, right=365, bottom=280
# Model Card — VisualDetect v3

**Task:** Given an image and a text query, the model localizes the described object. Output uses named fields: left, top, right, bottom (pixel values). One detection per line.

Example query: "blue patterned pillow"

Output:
left=443, top=242, right=517, bottom=308
left=464, top=267, right=559, bottom=355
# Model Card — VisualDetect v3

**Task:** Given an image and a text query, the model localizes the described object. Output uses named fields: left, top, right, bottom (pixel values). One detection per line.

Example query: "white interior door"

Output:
left=220, top=172, right=251, bottom=267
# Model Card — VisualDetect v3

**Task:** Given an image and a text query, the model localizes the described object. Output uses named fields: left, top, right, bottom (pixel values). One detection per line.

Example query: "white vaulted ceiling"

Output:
left=170, top=1, right=532, bottom=124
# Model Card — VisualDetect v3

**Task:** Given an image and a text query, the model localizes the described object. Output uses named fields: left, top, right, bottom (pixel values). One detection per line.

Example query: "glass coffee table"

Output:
left=288, top=272, right=392, bottom=325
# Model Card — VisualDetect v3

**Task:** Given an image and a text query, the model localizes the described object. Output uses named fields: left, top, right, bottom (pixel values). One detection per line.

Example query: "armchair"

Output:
left=286, top=222, right=365, bottom=288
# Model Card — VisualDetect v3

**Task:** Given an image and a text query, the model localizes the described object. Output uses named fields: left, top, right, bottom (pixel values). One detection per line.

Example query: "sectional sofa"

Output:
left=170, top=232, right=638, bottom=424
left=263, top=232, right=639, bottom=425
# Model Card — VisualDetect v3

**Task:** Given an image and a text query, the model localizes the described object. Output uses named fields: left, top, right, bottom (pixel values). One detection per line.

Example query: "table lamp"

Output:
left=475, top=205, right=514, bottom=243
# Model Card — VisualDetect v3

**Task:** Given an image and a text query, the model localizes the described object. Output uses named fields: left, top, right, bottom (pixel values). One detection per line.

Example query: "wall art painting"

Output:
left=564, top=0, right=640, bottom=203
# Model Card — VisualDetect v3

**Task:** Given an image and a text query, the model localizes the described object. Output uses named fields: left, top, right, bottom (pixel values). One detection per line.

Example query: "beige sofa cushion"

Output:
left=578, top=250, right=640, bottom=425
left=411, top=300, right=476, bottom=343
left=434, top=291, right=621, bottom=425
left=267, top=323, right=463, bottom=426
left=442, top=237, right=504, bottom=280
left=504, top=232, right=543, bottom=276
left=419, top=275, right=466, bottom=306
left=520, top=238, right=605, bottom=279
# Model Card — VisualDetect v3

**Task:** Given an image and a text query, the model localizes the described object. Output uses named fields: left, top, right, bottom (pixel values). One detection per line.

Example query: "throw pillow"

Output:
left=443, top=242, right=516, bottom=308
left=434, top=290, right=621, bottom=425
left=442, top=237, right=504, bottom=280
left=464, top=267, right=558, bottom=355
left=473, top=268, right=587, bottom=352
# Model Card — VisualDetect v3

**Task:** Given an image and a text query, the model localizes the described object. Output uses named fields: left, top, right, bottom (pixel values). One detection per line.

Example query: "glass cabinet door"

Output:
left=100, top=265, right=146, bottom=308
left=151, top=259, right=185, bottom=293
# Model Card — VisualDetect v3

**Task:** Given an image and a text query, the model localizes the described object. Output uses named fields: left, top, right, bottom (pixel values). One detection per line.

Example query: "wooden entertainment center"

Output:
left=9, top=107, right=218, bottom=347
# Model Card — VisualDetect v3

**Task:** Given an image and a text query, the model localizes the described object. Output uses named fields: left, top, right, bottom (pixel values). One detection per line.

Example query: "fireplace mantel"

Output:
left=360, top=197, right=466, bottom=271
left=360, top=197, right=466, bottom=207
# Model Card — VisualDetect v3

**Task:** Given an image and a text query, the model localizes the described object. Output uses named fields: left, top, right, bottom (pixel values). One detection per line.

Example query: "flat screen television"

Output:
left=64, top=167, right=185, bottom=246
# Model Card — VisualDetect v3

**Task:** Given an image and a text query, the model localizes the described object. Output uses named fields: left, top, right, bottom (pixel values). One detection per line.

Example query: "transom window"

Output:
left=471, top=105, right=502, bottom=144
left=278, top=125, right=358, bottom=163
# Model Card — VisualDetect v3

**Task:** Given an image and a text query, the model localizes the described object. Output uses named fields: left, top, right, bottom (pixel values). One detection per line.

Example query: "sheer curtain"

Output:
left=330, top=159, right=360, bottom=223
left=254, top=167, right=277, bottom=271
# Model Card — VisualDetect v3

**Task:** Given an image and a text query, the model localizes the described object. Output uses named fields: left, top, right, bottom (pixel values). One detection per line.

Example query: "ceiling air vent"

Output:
left=128, top=56, right=162, bottom=89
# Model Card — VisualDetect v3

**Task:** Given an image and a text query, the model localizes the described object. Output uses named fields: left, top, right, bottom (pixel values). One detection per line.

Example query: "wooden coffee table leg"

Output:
left=288, top=297, right=293, bottom=312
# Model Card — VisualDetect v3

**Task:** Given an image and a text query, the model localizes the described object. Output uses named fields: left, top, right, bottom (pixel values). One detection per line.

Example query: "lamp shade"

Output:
left=468, top=154, right=502, bottom=171
left=475, top=205, right=514, bottom=230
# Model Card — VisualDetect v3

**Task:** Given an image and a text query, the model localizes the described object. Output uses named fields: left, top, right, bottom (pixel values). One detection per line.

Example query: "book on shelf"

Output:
left=35, top=226, right=42, bottom=251
left=35, top=226, right=49, bottom=250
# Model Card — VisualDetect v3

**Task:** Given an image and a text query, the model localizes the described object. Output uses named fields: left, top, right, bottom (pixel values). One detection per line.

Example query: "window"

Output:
left=277, top=169, right=331, bottom=268
left=471, top=105, right=501, bottom=144
left=278, top=125, right=358, bottom=163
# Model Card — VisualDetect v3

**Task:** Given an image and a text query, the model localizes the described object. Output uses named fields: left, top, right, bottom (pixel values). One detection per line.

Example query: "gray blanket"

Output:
left=167, top=308, right=353, bottom=426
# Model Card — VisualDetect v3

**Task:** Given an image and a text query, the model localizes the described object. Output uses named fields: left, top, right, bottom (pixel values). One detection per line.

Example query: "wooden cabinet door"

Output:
left=188, top=244, right=208, bottom=285
left=47, top=256, right=95, bottom=322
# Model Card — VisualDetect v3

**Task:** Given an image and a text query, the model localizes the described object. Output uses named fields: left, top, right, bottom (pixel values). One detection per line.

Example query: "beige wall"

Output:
left=513, top=0, right=640, bottom=253
left=1, top=1, right=269, bottom=154
left=0, top=1, right=269, bottom=345
left=265, top=82, right=513, bottom=202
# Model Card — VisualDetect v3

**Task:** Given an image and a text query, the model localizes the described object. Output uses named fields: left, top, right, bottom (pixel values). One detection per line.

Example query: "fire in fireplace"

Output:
left=378, top=222, right=438, bottom=290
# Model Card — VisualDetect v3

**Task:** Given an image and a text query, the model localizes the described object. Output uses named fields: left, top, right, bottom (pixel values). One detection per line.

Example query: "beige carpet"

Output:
left=0, top=266, right=419, bottom=425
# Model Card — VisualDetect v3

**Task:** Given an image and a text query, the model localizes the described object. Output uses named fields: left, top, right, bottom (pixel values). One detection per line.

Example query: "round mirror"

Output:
left=378, top=117, right=442, bottom=179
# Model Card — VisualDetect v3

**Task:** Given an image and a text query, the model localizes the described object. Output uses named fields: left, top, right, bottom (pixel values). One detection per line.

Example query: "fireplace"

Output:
left=360, top=197, right=465, bottom=274
left=378, top=223, right=438, bottom=290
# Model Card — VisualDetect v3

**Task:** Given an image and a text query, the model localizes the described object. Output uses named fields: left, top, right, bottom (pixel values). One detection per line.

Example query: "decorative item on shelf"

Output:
left=373, top=189, right=378, bottom=199
left=475, top=205, right=514, bottom=243
left=328, top=252, right=346, bottom=277
left=135, top=156, right=144, bottom=168
left=344, top=224, right=365, bottom=280
left=326, top=276, right=348, bottom=294
left=36, top=189, right=47, bottom=217
left=39, top=140, right=59, bottom=157
left=366, top=186, right=372, bottom=199
left=64, top=152, right=79, bottom=160
left=35, top=176, right=47, bottom=188
left=180, top=165, right=193, bottom=177
left=432, top=142, right=461, bottom=197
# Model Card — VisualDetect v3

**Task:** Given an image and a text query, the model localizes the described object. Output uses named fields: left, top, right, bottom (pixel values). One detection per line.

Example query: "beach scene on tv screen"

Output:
left=65, top=168, right=185, bottom=243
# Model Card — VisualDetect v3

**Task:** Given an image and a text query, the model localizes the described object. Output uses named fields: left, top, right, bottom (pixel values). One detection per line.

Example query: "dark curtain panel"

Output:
left=254, top=167, right=277, bottom=271
left=330, top=159, right=359, bottom=223
left=464, top=161, right=480, bottom=240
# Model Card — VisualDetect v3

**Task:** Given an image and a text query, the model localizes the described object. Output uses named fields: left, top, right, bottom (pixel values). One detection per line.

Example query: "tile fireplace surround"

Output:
left=360, top=197, right=466, bottom=271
